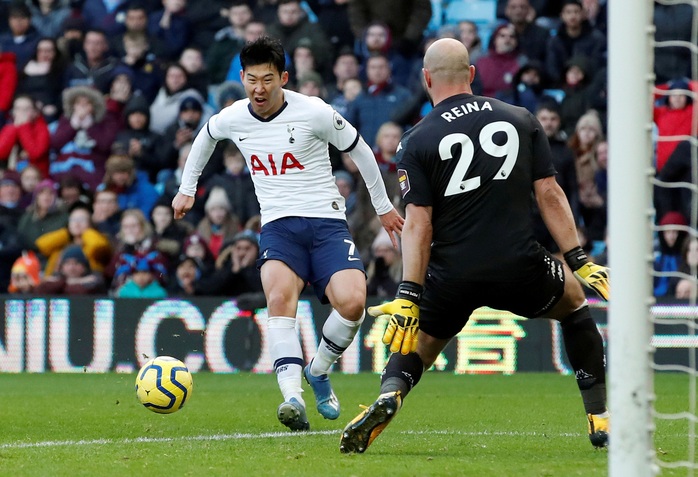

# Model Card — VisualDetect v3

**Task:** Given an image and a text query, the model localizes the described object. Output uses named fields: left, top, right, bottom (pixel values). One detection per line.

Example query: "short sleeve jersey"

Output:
left=207, top=89, right=360, bottom=226
left=396, top=93, right=557, bottom=281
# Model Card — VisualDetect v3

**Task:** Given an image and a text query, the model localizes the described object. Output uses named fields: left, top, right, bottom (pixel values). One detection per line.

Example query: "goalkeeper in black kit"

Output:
left=339, top=38, right=610, bottom=454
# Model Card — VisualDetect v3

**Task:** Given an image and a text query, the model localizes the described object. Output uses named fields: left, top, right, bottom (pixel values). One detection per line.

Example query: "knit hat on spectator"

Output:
left=60, top=245, right=90, bottom=270
left=333, top=170, right=355, bottom=189
left=205, top=187, right=232, bottom=212
left=0, top=169, right=21, bottom=187
left=9, top=2, right=30, bottom=18
left=561, top=0, right=583, bottom=8
left=180, top=96, right=203, bottom=113
left=667, top=78, right=693, bottom=105
left=61, top=16, right=86, bottom=34
left=659, top=211, right=688, bottom=227
left=9, top=251, right=41, bottom=290
left=218, top=82, right=246, bottom=109
left=298, top=71, right=324, bottom=89
left=124, top=94, right=151, bottom=118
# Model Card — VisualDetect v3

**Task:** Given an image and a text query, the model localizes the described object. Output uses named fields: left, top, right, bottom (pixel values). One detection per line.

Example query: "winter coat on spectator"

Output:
left=35, top=244, right=106, bottom=295
left=653, top=78, right=695, bottom=172
left=474, top=27, right=526, bottom=99
left=266, top=13, right=332, bottom=75
left=147, top=9, right=191, bottom=61
left=345, top=81, right=411, bottom=149
left=50, top=86, right=124, bottom=191
left=148, top=87, right=207, bottom=136
left=80, top=0, right=130, bottom=36
left=0, top=112, right=50, bottom=176
left=27, top=0, right=70, bottom=39
left=17, top=49, right=66, bottom=123
left=0, top=219, right=22, bottom=292
left=0, top=28, right=39, bottom=70
left=113, top=96, right=164, bottom=181
left=206, top=27, right=245, bottom=85
left=64, top=52, right=128, bottom=94
left=17, top=192, right=68, bottom=251
left=0, top=52, right=18, bottom=119
left=203, top=170, right=260, bottom=226
left=35, top=226, right=112, bottom=276
left=653, top=2, right=694, bottom=84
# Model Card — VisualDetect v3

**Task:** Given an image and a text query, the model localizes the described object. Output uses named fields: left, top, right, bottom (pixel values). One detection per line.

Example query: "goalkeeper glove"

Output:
left=367, top=281, right=423, bottom=355
left=563, top=246, right=610, bottom=300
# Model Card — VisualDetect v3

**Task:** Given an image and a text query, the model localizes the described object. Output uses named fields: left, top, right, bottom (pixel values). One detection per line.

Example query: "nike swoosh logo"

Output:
left=348, top=257, right=361, bottom=261
left=238, top=137, right=247, bottom=141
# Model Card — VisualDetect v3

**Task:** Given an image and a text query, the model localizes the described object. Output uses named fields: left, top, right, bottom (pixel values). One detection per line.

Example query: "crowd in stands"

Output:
left=0, top=0, right=695, bottom=300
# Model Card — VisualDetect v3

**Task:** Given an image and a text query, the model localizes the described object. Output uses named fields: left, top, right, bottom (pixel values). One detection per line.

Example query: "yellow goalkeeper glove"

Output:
left=367, top=281, right=423, bottom=355
left=564, top=246, right=610, bottom=300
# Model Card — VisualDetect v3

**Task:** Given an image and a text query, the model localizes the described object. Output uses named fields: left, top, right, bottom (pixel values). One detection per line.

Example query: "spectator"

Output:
left=473, top=23, right=526, bottom=99
left=344, top=53, right=411, bottom=148
left=148, top=62, right=206, bottom=135
left=178, top=46, right=209, bottom=99
left=533, top=101, right=580, bottom=253
left=457, top=20, right=484, bottom=66
left=306, top=0, right=354, bottom=55
left=296, top=70, right=325, bottom=98
left=182, top=0, right=228, bottom=52
left=80, top=0, right=131, bottom=36
left=100, top=154, right=159, bottom=217
left=373, top=121, right=402, bottom=202
left=333, top=169, right=356, bottom=216
left=497, top=60, right=548, bottom=114
left=56, top=175, right=91, bottom=211
left=91, top=188, right=122, bottom=239
left=105, top=207, right=158, bottom=286
left=325, top=46, right=359, bottom=103
left=205, top=0, right=250, bottom=85
left=216, top=81, right=246, bottom=110
left=504, top=0, right=550, bottom=64
left=366, top=228, right=401, bottom=297
left=289, top=39, right=321, bottom=87
left=55, top=16, right=85, bottom=63
left=18, top=164, right=42, bottom=208
left=545, top=0, right=606, bottom=86
left=0, top=217, right=23, bottom=291
left=0, top=169, right=23, bottom=225
left=672, top=237, right=698, bottom=300
left=0, top=94, right=50, bottom=176
left=202, top=141, right=260, bottom=226
left=147, top=0, right=191, bottom=61
left=112, top=94, right=164, bottom=182
left=7, top=250, right=41, bottom=293
left=569, top=110, right=605, bottom=242
left=196, top=186, right=240, bottom=259
left=150, top=196, right=192, bottom=265
left=180, top=232, right=215, bottom=275
left=167, top=255, right=203, bottom=296
left=347, top=0, right=432, bottom=59
left=0, top=49, right=18, bottom=124
left=16, top=37, right=66, bottom=122
left=266, top=0, right=332, bottom=76
left=115, top=250, right=169, bottom=298
left=355, top=21, right=410, bottom=87
left=330, top=76, right=361, bottom=117
left=118, top=32, right=161, bottom=103
left=17, top=178, right=67, bottom=250
left=63, top=28, right=126, bottom=94
left=27, top=0, right=70, bottom=39
left=109, top=2, right=150, bottom=57
left=192, top=230, right=263, bottom=296
left=159, top=95, right=210, bottom=172
left=35, top=244, right=106, bottom=294
left=654, top=210, right=689, bottom=297
left=654, top=77, right=695, bottom=173
left=35, top=202, right=112, bottom=276
left=559, top=55, right=592, bottom=136
left=49, top=85, right=124, bottom=191
left=0, top=2, right=39, bottom=69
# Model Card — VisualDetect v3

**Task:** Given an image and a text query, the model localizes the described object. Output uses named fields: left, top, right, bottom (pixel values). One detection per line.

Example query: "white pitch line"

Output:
left=0, top=429, right=584, bottom=450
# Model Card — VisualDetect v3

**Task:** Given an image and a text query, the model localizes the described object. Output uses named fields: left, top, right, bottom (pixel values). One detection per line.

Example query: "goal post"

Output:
left=608, top=0, right=656, bottom=475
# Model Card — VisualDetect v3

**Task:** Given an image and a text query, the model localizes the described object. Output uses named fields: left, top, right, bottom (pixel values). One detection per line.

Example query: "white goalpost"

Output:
left=608, top=0, right=656, bottom=475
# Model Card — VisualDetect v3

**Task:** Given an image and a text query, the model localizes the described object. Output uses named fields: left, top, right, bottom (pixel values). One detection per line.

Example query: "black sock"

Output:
left=379, top=352, right=425, bottom=398
left=561, top=306, right=607, bottom=414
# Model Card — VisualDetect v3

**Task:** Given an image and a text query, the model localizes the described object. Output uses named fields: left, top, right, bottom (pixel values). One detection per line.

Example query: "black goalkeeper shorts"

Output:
left=419, top=249, right=566, bottom=340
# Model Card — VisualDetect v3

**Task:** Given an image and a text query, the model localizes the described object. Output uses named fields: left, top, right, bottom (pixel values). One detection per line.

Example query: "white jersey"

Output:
left=180, top=89, right=393, bottom=226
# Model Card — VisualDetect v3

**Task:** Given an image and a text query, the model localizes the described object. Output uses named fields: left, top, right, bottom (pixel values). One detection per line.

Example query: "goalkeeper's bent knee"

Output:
left=380, top=352, right=425, bottom=398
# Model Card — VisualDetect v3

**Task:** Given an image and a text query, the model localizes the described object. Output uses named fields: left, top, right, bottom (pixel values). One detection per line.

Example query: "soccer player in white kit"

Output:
left=172, top=36, right=404, bottom=431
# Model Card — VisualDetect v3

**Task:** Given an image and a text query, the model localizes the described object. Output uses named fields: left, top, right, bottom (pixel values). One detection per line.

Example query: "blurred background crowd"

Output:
left=0, top=0, right=695, bottom=300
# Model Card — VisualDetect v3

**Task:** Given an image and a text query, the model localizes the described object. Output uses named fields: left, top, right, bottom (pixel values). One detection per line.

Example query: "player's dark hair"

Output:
left=240, top=36, right=286, bottom=75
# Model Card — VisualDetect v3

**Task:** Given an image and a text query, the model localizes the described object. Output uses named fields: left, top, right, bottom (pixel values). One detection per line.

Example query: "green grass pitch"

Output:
left=0, top=372, right=691, bottom=476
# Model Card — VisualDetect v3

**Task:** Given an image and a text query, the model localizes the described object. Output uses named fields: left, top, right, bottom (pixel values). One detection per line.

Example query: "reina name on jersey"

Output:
left=440, top=100, right=493, bottom=123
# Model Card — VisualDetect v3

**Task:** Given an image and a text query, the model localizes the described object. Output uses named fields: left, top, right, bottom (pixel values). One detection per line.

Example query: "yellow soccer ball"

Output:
left=135, top=356, right=193, bottom=414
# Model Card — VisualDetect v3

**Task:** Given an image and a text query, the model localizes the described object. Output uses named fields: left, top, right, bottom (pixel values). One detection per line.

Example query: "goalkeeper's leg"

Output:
left=340, top=333, right=450, bottom=453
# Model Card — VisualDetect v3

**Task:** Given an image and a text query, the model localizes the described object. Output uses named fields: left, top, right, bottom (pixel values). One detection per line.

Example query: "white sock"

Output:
left=267, top=316, right=304, bottom=406
left=310, top=310, right=364, bottom=376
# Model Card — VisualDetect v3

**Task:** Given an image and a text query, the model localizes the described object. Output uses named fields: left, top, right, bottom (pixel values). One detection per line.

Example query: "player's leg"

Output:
left=304, top=220, right=367, bottom=420
left=261, top=259, right=309, bottom=431
left=545, top=264, right=609, bottom=448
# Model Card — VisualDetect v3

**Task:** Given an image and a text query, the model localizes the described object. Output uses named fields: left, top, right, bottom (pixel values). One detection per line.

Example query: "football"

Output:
left=135, top=356, right=193, bottom=414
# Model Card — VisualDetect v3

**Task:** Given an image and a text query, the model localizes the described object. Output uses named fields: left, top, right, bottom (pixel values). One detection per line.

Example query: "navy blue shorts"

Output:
left=257, top=217, right=365, bottom=303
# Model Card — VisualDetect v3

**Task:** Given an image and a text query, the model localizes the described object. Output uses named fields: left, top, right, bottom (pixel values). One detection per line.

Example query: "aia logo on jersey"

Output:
left=398, top=168, right=410, bottom=198
left=250, top=153, right=305, bottom=175
left=333, top=111, right=346, bottom=130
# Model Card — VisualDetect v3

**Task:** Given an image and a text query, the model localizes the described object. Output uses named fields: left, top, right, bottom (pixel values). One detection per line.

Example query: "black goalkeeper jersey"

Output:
left=396, top=93, right=557, bottom=281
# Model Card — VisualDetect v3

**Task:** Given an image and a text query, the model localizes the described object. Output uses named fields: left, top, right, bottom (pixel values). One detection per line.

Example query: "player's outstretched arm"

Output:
left=378, top=208, right=405, bottom=249
left=534, top=176, right=609, bottom=300
left=346, top=136, right=395, bottom=217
